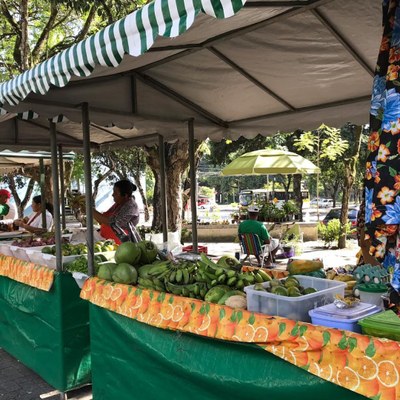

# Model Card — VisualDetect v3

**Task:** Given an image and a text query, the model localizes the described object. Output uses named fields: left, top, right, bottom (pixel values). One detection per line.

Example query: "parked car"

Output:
left=310, top=198, right=334, bottom=208
left=322, top=207, right=359, bottom=227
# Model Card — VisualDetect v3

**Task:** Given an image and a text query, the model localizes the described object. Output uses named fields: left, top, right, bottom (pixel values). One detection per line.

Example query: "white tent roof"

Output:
left=0, top=0, right=381, bottom=149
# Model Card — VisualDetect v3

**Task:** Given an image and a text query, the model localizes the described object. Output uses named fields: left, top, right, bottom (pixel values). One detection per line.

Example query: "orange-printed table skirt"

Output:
left=0, top=255, right=55, bottom=291
left=81, top=277, right=400, bottom=400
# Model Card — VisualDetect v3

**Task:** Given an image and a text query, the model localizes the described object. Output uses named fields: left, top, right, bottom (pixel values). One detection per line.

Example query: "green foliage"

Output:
left=294, top=124, right=349, bottom=161
left=318, top=219, right=352, bottom=247
left=199, top=186, right=214, bottom=198
left=0, top=0, right=146, bottom=79
left=282, top=200, right=298, bottom=215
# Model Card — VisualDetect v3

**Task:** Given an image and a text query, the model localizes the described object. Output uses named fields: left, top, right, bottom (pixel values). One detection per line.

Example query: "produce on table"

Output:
left=287, top=259, right=323, bottom=275
left=97, top=262, right=118, bottom=280
left=259, top=276, right=317, bottom=297
left=224, top=295, right=247, bottom=309
left=112, top=263, right=138, bottom=284
left=217, top=255, right=241, bottom=270
left=12, top=235, right=69, bottom=247
left=217, top=290, right=246, bottom=305
left=41, top=240, right=117, bottom=256
left=96, top=249, right=272, bottom=307
left=137, top=240, right=159, bottom=264
left=115, top=242, right=141, bottom=265
left=64, top=255, right=105, bottom=274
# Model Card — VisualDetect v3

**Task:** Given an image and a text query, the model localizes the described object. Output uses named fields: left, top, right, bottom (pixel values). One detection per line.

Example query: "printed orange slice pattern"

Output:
left=0, top=255, right=54, bottom=291
left=81, top=277, right=400, bottom=400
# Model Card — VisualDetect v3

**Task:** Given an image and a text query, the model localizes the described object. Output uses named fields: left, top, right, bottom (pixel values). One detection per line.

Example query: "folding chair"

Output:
left=238, top=233, right=271, bottom=268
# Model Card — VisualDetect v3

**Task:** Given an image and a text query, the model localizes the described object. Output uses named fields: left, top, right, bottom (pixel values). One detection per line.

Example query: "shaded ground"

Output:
left=0, top=349, right=92, bottom=400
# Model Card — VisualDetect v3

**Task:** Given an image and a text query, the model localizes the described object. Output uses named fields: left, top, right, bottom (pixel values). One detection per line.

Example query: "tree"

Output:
left=0, top=0, right=145, bottom=79
left=337, top=124, right=364, bottom=249
left=0, top=0, right=146, bottom=213
left=145, top=139, right=203, bottom=233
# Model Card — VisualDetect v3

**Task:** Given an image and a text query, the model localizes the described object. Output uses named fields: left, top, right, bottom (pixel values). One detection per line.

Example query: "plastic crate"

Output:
left=10, top=245, right=31, bottom=261
left=182, top=245, right=208, bottom=254
left=0, top=242, right=14, bottom=257
left=244, top=275, right=346, bottom=322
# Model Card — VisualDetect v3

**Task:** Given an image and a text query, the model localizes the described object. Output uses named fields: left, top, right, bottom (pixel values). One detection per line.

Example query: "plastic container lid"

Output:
left=357, top=283, right=388, bottom=293
left=310, top=302, right=381, bottom=321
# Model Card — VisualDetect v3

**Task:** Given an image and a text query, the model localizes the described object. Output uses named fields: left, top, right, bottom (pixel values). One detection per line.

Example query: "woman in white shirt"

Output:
left=14, top=195, right=53, bottom=234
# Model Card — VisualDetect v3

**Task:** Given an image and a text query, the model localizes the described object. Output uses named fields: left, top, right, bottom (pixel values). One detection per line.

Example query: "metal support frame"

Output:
left=158, top=134, right=168, bottom=244
left=188, top=119, right=198, bottom=252
left=39, top=158, right=46, bottom=228
left=50, top=122, right=63, bottom=272
left=58, top=144, right=66, bottom=230
left=82, top=103, right=95, bottom=276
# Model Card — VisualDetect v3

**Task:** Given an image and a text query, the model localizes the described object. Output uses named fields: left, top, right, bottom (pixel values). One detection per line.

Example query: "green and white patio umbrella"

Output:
left=221, top=149, right=320, bottom=176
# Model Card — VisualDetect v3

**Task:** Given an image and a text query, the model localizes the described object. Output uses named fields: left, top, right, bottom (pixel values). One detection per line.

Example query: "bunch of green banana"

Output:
left=165, top=281, right=208, bottom=299
left=166, top=261, right=197, bottom=285
left=137, top=277, right=166, bottom=292
left=197, top=253, right=272, bottom=290
left=137, top=260, right=173, bottom=291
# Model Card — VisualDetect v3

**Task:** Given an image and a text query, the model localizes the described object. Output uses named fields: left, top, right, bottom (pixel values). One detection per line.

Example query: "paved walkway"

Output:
left=200, top=238, right=359, bottom=269
left=0, top=349, right=92, bottom=399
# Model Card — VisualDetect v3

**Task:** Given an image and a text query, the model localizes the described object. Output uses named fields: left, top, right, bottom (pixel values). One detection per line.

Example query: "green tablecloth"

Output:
left=90, top=304, right=366, bottom=400
left=0, top=273, right=91, bottom=391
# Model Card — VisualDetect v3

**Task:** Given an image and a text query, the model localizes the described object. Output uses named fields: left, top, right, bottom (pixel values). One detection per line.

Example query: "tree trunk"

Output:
left=293, top=174, right=303, bottom=221
left=145, top=139, right=193, bottom=233
left=131, top=170, right=150, bottom=222
left=92, top=168, right=115, bottom=204
left=338, top=126, right=362, bottom=249
left=19, top=0, right=30, bottom=71
left=7, top=175, right=35, bottom=218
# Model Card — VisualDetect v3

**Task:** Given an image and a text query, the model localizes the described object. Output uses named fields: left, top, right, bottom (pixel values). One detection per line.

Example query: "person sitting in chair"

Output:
left=238, top=205, right=280, bottom=266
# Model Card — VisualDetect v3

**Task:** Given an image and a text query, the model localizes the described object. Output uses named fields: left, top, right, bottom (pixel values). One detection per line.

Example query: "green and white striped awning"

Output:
left=0, top=0, right=245, bottom=107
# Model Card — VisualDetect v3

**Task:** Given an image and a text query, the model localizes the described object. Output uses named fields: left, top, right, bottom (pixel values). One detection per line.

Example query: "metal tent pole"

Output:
left=188, top=119, right=198, bottom=252
left=58, top=144, right=66, bottom=230
left=50, top=122, right=63, bottom=272
left=158, top=134, right=168, bottom=245
left=82, top=103, right=95, bottom=276
left=39, top=158, right=46, bottom=229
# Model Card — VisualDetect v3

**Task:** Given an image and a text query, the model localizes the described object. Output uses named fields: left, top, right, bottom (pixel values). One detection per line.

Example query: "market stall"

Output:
left=80, top=277, right=399, bottom=400
left=0, top=0, right=397, bottom=399
left=0, top=256, right=90, bottom=391
left=0, top=149, right=92, bottom=394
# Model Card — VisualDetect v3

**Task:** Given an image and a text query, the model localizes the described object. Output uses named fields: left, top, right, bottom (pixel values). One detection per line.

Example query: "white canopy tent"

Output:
left=0, top=0, right=382, bottom=259
left=0, top=0, right=381, bottom=148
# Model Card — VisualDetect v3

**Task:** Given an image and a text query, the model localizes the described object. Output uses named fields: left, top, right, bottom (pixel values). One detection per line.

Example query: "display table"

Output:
left=0, top=255, right=91, bottom=392
left=82, top=278, right=400, bottom=400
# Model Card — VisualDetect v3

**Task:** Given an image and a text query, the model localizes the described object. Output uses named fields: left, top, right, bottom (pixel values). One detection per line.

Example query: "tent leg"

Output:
left=50, top=121, right=63, bottom=272
left=82, top=103, right=94, bottom=276
left=158, top=134, right=168, bottom=246
left=188, top=118, right=198, bottom=253
left=58, top=144, right=66, bottom=230
left=39, top=158, right=46, bottom=228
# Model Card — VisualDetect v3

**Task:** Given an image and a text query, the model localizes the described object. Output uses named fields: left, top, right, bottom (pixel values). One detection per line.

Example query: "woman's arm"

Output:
left=15, top=221, right=47, bottom=234
left=93, top=208, right=110, bottom=225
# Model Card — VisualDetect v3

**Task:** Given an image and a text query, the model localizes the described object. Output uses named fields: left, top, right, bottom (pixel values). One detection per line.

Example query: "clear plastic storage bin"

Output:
left=309, top=302, right=381, bottom=332
left=244, top=275, right=346, bottom=322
